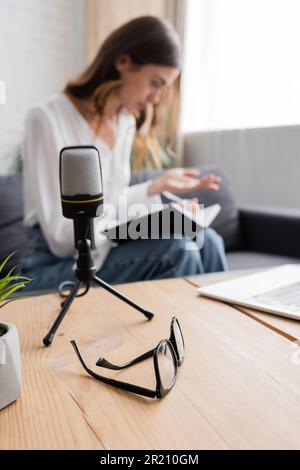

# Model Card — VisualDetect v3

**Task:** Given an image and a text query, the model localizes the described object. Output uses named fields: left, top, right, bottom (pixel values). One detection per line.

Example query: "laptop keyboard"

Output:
left=248, top=281, right=300, bottom=312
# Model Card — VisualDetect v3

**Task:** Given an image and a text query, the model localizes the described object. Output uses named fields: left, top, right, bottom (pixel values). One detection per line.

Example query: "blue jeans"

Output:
left=21, top=225, right=227, bottom=292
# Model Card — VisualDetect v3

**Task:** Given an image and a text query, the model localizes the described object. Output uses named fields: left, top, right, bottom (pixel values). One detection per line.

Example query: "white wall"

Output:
left=0, top=0, right=85, bottom=173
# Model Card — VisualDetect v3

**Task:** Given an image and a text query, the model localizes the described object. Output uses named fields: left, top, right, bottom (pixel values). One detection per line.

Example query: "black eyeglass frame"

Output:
left=96, top=317, right=185, bottom=371
left=70, top=338, right=178, bottom=399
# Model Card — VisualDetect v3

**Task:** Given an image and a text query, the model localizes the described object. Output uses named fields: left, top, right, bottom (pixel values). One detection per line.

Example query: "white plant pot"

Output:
left=0, top=323, right=21, bottom=410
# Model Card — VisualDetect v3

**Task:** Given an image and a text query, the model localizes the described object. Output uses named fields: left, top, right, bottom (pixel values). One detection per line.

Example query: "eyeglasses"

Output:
left=70, top=317, right=184, bottom=399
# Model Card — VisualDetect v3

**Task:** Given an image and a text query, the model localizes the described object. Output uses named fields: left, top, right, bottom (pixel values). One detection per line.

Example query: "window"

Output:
left=181, top=0, right=300, bottom=132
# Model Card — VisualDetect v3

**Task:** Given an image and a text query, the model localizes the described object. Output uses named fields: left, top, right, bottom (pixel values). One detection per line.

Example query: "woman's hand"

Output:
left=148, top=168, right=221, bottom=197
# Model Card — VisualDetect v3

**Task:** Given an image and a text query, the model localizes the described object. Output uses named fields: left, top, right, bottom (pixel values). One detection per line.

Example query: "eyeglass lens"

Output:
left=157, top=341, right=176, bottom=391
left=173, top=319, right=185, bottom=361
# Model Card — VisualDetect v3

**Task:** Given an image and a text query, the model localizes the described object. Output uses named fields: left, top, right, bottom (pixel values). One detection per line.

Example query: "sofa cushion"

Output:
left=131, top=165, right=242, bottom=251
left=0, top=174, right=25, bottom=275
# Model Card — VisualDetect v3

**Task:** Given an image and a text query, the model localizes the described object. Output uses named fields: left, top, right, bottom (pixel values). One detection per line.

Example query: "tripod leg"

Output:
left=43, top=279, right=83, bottom=347
left=93, top=276, right=154, bottom=320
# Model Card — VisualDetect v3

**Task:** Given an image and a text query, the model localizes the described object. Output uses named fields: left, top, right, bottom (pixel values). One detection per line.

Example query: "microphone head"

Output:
left=60, top=146, right=103, bottom=219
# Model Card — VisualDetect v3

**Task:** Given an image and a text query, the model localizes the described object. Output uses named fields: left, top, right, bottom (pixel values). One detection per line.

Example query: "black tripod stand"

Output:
left=43, top=238, right=154, bottom=346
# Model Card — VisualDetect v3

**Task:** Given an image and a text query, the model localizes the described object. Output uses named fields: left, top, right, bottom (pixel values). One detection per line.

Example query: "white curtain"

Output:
left=181, top=0, right=300, bottom=133
left=86, top=0, right=186, bottom=64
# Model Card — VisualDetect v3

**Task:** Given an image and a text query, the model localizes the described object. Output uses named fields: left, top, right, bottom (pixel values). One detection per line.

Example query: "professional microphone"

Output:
left=43, top=145, right=154, bottom=348
left=60, top=145, right=104, bottom=249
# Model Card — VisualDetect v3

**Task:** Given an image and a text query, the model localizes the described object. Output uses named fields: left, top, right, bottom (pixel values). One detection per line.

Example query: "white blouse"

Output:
left=22, top=93, right=161, bottom=270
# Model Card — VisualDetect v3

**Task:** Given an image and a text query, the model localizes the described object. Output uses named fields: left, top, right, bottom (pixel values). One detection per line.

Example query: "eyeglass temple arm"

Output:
left=71, top=341, right=156, bottom=399
left=96, top=348, right=154, bottom=370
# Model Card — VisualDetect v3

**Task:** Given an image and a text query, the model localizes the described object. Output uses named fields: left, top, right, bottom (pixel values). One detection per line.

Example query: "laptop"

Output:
left=198, top=264, right=300, bottom=320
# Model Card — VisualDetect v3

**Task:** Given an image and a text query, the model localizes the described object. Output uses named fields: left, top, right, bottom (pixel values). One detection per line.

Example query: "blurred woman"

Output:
left=21, top=16, right=227, bottom=291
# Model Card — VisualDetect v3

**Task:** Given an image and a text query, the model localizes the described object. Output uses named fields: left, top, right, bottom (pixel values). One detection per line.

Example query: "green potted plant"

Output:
left=0, top=252, right=31, bottom=410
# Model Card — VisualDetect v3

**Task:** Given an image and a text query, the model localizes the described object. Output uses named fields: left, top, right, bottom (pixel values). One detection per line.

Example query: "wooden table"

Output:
left=1, top=277, right=300, bottom=449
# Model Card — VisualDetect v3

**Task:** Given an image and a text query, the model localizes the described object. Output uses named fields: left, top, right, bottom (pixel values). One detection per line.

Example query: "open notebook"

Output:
left=103, top=203, right=221, bottom=243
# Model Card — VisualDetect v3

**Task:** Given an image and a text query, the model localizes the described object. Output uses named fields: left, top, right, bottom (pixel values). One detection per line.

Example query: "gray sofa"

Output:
left=131, top=167, right=300, bottom=270
left=1, top=168, right=300, bottom=279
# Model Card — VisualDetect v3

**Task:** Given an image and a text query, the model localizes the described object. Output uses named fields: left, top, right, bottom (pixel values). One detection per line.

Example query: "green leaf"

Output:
left=7, top=265, right=19, bottom=277
left=0, top=276, right=31, bottom=299
left=0, top=275, right=31, bottom=285
left=0, top=252, right=32, bottom=303
left=0, top=283, right=26, bottom=300
left=0, top=251, right=16, bottom=274
left=1, top=280, right=29, bottom=296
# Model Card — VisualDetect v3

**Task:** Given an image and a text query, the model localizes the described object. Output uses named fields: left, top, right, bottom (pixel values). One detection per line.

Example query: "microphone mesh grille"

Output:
left=61, top=147, right=102, bottom=196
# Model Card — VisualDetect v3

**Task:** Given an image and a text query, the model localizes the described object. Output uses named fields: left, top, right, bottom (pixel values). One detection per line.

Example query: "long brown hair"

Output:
left=65, top=16, right=181, bottom=170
